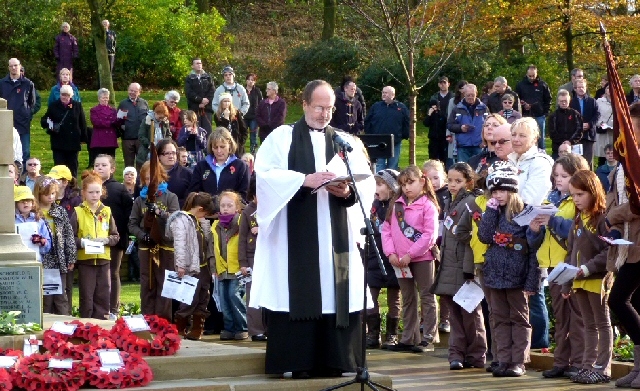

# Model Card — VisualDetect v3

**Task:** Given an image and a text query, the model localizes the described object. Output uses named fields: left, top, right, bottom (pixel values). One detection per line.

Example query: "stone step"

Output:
left=79, top=373, right=393, bottom=391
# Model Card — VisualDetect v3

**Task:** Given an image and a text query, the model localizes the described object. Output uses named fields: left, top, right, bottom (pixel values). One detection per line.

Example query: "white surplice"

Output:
left=251, top=125, right=374, bottom=313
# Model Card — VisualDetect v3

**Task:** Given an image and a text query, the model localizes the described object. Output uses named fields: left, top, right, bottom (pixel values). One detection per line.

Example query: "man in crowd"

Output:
left=627, top=74, right=640, bottom=105
left=185, top=58, right=215, bottom=135
left=364, top=86, right=409, bottom=171
left=516, top=65, right=552, bottom=149
left=117, top=83, right=149, bottom=168
left=54, top=22, right=78, bottom=77
left=447, top=84, right=488, bottom=163
left=213, top=66, right=249, bottom=115
left=424, top=76, right=454, bottom=162
left=487, top=76, right=520, bottom=114
left=103, top=20, right=116, bottom=74
left=559, top=68, right=584, bottom=93
left=570, top=79, right=598, bottom=168
left=596, top=144, right=617, bottom=191
left=0, top=58, right=36, bottom=169
left=256, top=81, right=287, bottom=143
left=252, top=79, right=373, bottom=379
left=19, top=157, right=41, bottom=192
left=493, top=124, right=514, bottom=161
left=330, top=80, right=364, bottom=135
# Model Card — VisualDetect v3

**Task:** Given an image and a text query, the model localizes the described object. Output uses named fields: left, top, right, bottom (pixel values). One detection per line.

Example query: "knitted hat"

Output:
left=14, top=186, right=34, bottom=202
left=486, top=161, right=519, bottom=193
left=48, top=165, right=72, bottom=181
left=222, top=66, right=235, bottom=75
left=219, top=92, right=232, bottom=104
left=123, top=167, right=136, bottom=176
left=374, top=169, right=400, bottom=193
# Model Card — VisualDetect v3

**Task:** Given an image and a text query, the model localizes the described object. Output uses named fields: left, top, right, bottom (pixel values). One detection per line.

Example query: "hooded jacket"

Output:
left=447, top=99, right=488, bottom=148
left=508, top=144, right=553, bottom=206
left=515, top=76, right=552, bottom=117
left=167, top=211, right=213, bottom=276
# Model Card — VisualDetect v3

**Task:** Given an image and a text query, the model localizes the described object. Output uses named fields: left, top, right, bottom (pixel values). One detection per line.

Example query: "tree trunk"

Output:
left=408, top=47, right=417, bottom=165
left=322, top=0, right=336, bottom=40
left=196, top=0, right=209, bottom=13
left=86, top=0, right=115, bottom=105
left=563, top=0, right=574, bottom=73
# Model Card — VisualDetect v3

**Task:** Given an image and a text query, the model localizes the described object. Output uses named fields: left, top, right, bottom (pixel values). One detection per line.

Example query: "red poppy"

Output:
left=229, top=166, right=236, bottom=174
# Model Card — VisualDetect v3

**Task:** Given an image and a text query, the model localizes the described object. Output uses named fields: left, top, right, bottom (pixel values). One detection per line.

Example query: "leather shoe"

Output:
left=492, top=363, right=508, bottom=377
left=450, top=360, right=464, bottom=370
left=505, top=364, right=526, bottom=377
left=251, top=334, right=267, bottom=341
left=543, top=366, right=567, bottom=378
left=486, top=361, right=499, bottom=373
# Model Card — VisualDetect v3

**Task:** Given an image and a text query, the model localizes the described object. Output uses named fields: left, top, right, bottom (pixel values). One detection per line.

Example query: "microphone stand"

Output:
left=320, top=144, right=395, bottom=391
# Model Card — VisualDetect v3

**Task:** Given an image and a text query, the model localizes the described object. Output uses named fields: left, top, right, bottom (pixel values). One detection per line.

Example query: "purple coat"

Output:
left=54, top=32, right=79, bottom=71
left=90, top=104, right=119, bottom=148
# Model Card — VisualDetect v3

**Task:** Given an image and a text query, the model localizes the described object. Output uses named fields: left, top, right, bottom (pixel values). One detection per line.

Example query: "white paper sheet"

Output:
left=43, top=269, right=63, bottom=295
left=117, top=109, right=128, bottom=119
left=123, top=316, right=150, bottom=332
left=83, top=239, right=105, bottom=254
left=161, top=270, right=198, bottom=305
left=513, top=205, right=559, bottom=226
left=453, top=281, right=485, bottom=313
left=46, top=117, right=54, bottom=130
left=16, top=222, right=41, bottom=261
left=599, top=236, right=634, bottom=245
left=0, top=356, right=17, bottom=368
left=391, top=265, right=413, bottom=279
left=48, top=359, right=73, bottom=369
left=98, top=349, right=124, bottom=368
left=50, top=322, right=76, bottom=335
left=211, top=277, right=221, bottom=311
left=311, top=174, right=371, bottom=194
left=572, top=144, right=583, bottom=155
left=547, top=262, right=580, bottom=285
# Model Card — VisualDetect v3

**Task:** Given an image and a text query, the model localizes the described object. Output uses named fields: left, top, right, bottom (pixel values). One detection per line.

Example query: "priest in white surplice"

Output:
left=252, top=80, right=375, bottom=378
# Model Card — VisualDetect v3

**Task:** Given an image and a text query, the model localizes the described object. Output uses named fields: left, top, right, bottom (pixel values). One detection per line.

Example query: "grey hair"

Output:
left=266, top=81, right=279, bottom=93
left=463, top=84, right=478, bottom=94
left=511, top=117, right=540, bottom=143
left=557, top=89, right=571, bottom=100
left=97, top=88, right=110, bottom=98
left=59, top=84, right=74, bottom=97
left=165, top=90, right=180, bottom=102
left=61, top=22, right=70, bottom=29
left=494, top=76, right=507, bottom=85
left=571, top=68, right=584, bottom=77
left=630, top=74, right=640, bottom=86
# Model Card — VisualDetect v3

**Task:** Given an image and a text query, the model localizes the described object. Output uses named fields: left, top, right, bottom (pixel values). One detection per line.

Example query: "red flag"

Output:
left=602, top=22, right=640, bottom=214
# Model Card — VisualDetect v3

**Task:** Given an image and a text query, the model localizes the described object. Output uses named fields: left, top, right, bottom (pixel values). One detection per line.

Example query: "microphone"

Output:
left=332, top=133, right=353, bottom=152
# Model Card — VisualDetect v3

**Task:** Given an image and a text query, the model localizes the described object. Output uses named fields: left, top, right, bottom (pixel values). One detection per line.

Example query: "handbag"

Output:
left=596, top=113, right=613, bottom=134
left=48, top=109, right=70, bottom=135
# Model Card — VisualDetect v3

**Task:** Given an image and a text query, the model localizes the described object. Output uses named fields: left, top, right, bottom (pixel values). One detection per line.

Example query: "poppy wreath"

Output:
left=43, top=320, right=116, bottom=360
left=0, top=348, right=22, bottom=390
left=82, top=350, right=153, bottom=389
left=110, top=315, right=181, bottom=356
left=13, top=353, right=85, bottom=391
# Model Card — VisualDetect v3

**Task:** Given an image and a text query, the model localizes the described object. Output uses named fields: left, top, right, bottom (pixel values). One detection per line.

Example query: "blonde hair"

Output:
left=422, top=159, right=447, bottom=183
left=504, top=191, right=525, bottom=222
left=207, top=127, right=237, bottom=155
left=216, top=97, right=239, bottom=121
left=510, top=117, right=540, bottom=145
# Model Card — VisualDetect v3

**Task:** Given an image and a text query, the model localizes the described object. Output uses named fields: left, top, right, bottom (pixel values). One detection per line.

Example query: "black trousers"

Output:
left=609, top=262, right=640, bottom=344
left=428, top=137, right=448, bottom=163
left=52, top=149, right=79, bottom=178
left=265, top=311, right=362, bottom=374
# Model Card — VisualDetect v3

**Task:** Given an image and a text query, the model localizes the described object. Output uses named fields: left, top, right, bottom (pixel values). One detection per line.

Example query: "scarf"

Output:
left=287, top=117, right=351, bottom=328
left=218, top=213, right=235, bottom=228
left=139, top=182, right=168, bottom=200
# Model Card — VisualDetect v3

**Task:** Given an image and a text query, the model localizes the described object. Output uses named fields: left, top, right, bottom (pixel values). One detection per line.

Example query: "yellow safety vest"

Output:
left=75, top=202, right=112, bottom=262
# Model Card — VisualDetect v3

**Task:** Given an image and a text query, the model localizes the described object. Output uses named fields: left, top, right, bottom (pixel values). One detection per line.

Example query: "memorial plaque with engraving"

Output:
left=0, top=266, right=42, bottom=324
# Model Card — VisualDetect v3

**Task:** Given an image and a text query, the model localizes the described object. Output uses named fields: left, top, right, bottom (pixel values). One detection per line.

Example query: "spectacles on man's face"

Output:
left=312, top=106, right=336, bottom=114
left=161, top=151, right=177, bottom=156
left=489, top=139, right=511, bottom=146
left=27, top=162, right=40, bottom=166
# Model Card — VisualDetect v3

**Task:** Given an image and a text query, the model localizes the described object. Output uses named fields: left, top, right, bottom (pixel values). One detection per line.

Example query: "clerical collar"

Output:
left=309, top=127, right=325, bottom=133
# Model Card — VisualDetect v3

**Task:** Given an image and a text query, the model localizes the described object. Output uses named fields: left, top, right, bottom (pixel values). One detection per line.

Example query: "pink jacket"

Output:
left=381, top=195, right=439, bottom=262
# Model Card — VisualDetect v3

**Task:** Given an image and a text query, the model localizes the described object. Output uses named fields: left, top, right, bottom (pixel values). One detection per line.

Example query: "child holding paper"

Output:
left=128, top=161, right=179, bottom=321
left=381, top=165, right=440, bottom=353
left=478, top=161, right=540, bottom=377
left=167, top=192, right=216, bottom=341
left=527, top=154, right=589, bottom=379
left=35, top=176, right=76, bottom=315
left=15, top=186, right=51, bottom=259
left=213, top=191, right=248, bottom=340
left=431, top=162, right=487, bottom=370
left=71, top=171, right=119, bottom=320
left=561, top=170, right=612, bottom=384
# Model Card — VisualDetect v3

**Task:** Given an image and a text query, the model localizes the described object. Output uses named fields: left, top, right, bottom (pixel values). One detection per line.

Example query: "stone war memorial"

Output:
left=0, top=98, right=42, bottom=326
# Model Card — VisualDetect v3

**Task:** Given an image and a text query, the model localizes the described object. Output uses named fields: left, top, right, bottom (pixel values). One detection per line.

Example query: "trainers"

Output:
left=486, top=362, right=499, bottom=373
left=234, top=331, right=249, bottom=340
left=563, top=365, right=580, bottom=378
left=570, top=368, right=588, bottom=381
left=251, top=334, right=267, bottom=341
left=381, top=335, right=398, bottom=349
left=438, top=321, right=451, bottom=333
left=220, top=330, right=234, bottom=340
left=412, top=341, right=434, bottom=353
left=108, top=313, right=118, bottom=321
left=572, top=369, right=611, bottom=384
left=504, top=364, right=526, bottom=377
left=388, top=342, right=415, bottom=352
left=543, top=366, right=568, bottom=378
left=492, top=363, right=509, bottom=377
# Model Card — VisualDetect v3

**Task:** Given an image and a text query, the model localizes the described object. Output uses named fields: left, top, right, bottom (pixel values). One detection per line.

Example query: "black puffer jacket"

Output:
left=102, top=177, right=134, bottom=249
left=366, top=199, right=399, bottom=289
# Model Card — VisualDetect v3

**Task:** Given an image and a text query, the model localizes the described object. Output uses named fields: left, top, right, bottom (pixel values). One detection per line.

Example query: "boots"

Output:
left=366, top=314, right=381, bottom=349
left=381, top=316, right=399, bottom=350
left=186, top=314, right=205, bottom=341
left=622, top=345, right=640, bottom=388
left=174, top=315, right=189, bottom=337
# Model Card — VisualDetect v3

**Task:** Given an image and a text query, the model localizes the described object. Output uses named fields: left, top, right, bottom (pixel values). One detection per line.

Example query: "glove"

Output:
left=142, top=234, right=155, bottom=246
left=486, top=198, right=499, bottom=210
left=463, top=272, right=475, bottom=281
left=145, top=201, right=157, bottom=213
left=607, top=229, right=622, bottom=240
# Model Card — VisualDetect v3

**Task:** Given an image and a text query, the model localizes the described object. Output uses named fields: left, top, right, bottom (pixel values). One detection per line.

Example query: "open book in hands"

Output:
left=311, top=174, right=371, bottom=194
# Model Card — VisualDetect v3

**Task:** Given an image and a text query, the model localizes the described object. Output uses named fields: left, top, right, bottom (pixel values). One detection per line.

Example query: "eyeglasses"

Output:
left=312, top=106, right=336, bottom=114
left=502, top=101, right=514, bottom=104
left=27, top=162, right=40, bottom=166
left=489, top=139, right=511, bottom=146
left=161, top=151, right=177, bottom=156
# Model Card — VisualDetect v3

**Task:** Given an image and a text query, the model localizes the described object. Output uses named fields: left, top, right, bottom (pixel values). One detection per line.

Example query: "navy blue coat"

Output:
left=166, top=163, right=193, bottom=208
left=188, top=155, right=250, bottom=201
left=570, top=92, right=599, bottom=142
left=364, top=100, right=410, bottom=145
left=0, top=75, right=36, bottom=135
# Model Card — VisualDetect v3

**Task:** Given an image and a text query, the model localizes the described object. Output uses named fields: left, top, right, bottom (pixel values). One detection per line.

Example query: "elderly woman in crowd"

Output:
left=136, top=101, right=172, bottom=169
left=256, top=81, right=287, bottom=143
left=595, top=84, right=613, bottom=167
left=48, top=68, right=81, bottom=106
left=164, top=90, right=183, bottom=140
left=507, top=117, right=553, bottom=352
left=214, top=92, right=248, bottom=157
left=40, top=84, right=86, bottom=178
left=89, top=88, right=119, bottom=163
left=468, top=113, right=507, bottom=173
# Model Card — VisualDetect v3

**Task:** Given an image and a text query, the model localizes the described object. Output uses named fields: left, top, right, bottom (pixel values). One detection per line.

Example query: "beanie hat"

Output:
left=123, top=167, right=136, bottom=176
left=222, top=66, right=235, bottom=75
left=374, top=169, right=400, bottom=194
left=219, top=92, right=232, bottom=104
left=486, top=161, right=519, bottom=193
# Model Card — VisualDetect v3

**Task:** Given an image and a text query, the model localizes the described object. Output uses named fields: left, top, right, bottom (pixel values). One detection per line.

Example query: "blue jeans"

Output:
left=248, top=119, right=258, bottom=148
left=529, top=283, right=550, bottom=349
left=376, top=142, right=402, bottom=172
left=456, top=146, right=481, bottom=163
left=535, top=116, right=546, bottom=150
left=218, top=278, right=247, bottom=333
left=19, top=132, right=30, bottom=171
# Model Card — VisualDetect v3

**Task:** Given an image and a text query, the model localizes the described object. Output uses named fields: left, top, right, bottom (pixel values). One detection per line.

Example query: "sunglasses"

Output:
left=489, top=139, right=511, bottom=146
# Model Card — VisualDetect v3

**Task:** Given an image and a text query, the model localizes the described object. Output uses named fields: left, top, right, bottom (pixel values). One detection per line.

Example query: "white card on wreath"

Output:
left=50, top=322, right=76, bottom=335
left=123, top=315, right=150, bottom=332
left=98, top=349, right=124, bottom=368
left=0, top=356, right=17, bottom=368
left=49, top=359, right=73, bottom=369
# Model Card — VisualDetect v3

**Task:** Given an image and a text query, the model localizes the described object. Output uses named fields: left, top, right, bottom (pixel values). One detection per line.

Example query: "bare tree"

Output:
left=87, top=0, right=115, bottom=104
left=343, top=0, right=468, bottom=164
